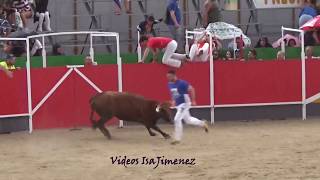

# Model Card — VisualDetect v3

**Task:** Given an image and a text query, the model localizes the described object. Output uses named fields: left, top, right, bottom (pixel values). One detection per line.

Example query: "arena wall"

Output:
left=1, top=60, right=320, bottom=132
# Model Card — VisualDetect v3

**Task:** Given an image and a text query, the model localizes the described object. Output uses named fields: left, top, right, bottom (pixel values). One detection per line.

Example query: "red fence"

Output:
left=1, top=60, right=320, bottom=129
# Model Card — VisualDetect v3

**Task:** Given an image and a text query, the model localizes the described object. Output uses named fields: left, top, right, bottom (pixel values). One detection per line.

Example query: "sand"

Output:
left=1, top=118, right=320, bottom=180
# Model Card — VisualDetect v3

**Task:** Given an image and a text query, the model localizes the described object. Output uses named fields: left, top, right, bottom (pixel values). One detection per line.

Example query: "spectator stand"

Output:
left=0, top=31, right=123, bottom=133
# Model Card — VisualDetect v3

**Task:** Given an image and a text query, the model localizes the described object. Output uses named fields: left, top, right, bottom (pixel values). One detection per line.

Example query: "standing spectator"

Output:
left=165, top=0, right=183, bottom=51
left=114, top=0, right=131, bottom=15
left=11, top=0, right=32, bottom=29
left=203, top=0, right=221, bottom=27
left=139, top=36, right=188, bottom=68
left=299, top=0, right=317, bottom=27
left=223, top=50, right=233, bottom=60
left=255, top=37, right=272, bottom=48
left=277, top=51, right=285, bottom=60
left=34, top=0, right=52, bottom=32
left=137, top=16, right=162, bottom=37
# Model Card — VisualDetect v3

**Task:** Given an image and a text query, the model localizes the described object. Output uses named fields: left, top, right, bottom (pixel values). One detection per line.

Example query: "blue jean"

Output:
left=168, top=25, right=184, bottom=51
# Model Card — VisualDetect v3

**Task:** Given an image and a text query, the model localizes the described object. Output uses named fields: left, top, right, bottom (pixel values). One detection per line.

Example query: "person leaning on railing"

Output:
left=0, top=54, right=17, bottom=78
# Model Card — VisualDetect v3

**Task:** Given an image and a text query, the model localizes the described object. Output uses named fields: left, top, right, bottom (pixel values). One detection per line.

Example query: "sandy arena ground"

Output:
left=1, top=118, right=320, bottom=180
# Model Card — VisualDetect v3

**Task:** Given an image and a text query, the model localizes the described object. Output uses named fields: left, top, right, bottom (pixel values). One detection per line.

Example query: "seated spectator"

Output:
left=4, top=30, right=42, bottom=57
left=272, top=34, right=301, bottom=48
left=255, top=37, right=272, bottom=48
left=212, top=36, right=222, bottom=50
left=212, top=49, right=220, bottom=60
left=84, top=56, right=97, bottom=66
left=0, top=17, right=12, bottom=36
left=305, top=31, right=316, bottom=46
left=114, top=0, right=131, bottom=15
left=188, top=32, right=210, bottom=62
left=312, top=30, right=320, bottom=45
left=288, top=39, right=297, bottom=47
left=52, top=43, right=65, bottom=56
left=137, top=15, right=162, bottom=36
left=0, top=54, right=16, bottom=78
left=228, top=36, right=245, bottom=59
left=11, top=0, right=33, bottom=29
left=277, top=51, right=285, bottom=60
left=247, top=49, right=258, bottom=61
left=223, top=50, right=233, bottom=61
left=299, top=0, right=317, bottom=27
left=228, top=36, right=245, bottom=50
left=34, top=0, right=52, bottom=32
left=306, top=46, right=314, bottom=60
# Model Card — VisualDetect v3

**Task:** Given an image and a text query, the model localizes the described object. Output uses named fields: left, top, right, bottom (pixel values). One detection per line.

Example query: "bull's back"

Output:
left=92, top=91, right=149, bottom=121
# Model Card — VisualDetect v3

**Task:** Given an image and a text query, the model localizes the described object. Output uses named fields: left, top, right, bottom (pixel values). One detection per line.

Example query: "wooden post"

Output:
left=237, top=0, right=241, bottom=28
left=292, top=8, right=296, bottom=28
left=183, top=0, right=188, bottom=28
left=128, top=0, right=132, bottom=53
left=73, top=0, right=78, bottom=55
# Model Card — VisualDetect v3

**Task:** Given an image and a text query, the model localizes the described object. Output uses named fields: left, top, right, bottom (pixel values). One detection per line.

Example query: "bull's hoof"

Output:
left=92, top=125, right=97, bottom=130
left=164, top=134, right=171, bottom=139
left=105, top=135, right=112, bottom=140
left=150, top=133, right=157, bottom=136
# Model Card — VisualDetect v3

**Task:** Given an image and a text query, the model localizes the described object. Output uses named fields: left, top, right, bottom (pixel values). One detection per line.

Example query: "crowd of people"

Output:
left=2, top=0, right=320, bottom=74
left=0, top=0, right=54, bottom=75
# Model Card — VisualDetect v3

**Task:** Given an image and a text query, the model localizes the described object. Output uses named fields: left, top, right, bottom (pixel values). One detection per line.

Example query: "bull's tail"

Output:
left=89, top=108, right=98, bottom=130
left=89, top=93, right=103, bottom=130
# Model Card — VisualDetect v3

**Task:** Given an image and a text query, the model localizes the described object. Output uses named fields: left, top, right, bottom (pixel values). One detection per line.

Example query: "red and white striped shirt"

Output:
left=12, top=0, right=31, bottom=12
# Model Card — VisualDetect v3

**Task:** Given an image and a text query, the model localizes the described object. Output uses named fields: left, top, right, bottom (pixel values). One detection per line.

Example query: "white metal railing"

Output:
left=282, top=27, right=306, bottom=120
left=0, top=28, right=318, bottom=132
left=0, top=31, right=123, bottom=132
left=184, top=30, right=215, bottom=124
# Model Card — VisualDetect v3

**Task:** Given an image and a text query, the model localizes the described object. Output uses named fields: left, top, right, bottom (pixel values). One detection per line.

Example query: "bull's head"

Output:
left=156, top=102, right=172, bottom=123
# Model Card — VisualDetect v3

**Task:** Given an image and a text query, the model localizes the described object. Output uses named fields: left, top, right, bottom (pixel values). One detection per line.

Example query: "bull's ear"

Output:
left=156, top=105, right=161, bottom=112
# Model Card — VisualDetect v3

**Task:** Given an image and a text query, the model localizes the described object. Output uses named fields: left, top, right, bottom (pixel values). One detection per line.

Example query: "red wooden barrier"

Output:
left=0, top=60, right=319, bottom=129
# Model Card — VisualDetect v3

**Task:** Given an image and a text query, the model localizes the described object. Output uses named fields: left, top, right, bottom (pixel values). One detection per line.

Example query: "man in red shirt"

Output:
left=139, top=36, right=188, bottom=68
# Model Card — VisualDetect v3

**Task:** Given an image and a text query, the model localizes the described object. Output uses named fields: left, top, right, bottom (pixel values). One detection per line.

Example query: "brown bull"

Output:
left=89, top=91, right=172, bottom=139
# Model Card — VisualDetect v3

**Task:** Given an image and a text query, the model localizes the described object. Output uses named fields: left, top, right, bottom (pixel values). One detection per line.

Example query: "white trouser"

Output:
left=189, top=43, right=209, bottom=62
left=174, top=103, right=205, bottom=141
left=163, top=40, right=186, bottom=68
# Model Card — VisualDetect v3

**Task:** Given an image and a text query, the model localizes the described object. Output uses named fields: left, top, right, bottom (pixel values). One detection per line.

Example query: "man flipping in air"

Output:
left=139, top=36, right=188, bottom=68
left=167, top=70, right=209, bottom=145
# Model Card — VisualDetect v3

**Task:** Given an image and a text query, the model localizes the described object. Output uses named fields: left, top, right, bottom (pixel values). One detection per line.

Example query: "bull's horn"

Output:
left=156, top=105, right=161, bottom=112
